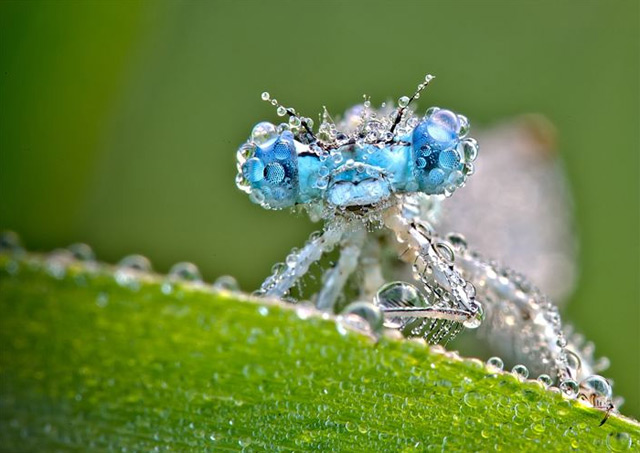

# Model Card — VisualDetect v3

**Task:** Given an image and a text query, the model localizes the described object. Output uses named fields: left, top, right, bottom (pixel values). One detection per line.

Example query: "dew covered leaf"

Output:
left=0, top=254, right=638, bottom=451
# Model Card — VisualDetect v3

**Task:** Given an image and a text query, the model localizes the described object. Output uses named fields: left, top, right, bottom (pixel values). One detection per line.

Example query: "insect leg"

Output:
left=258, top=224, right=345, bottom=299
left=358, top=234, right=387, bottom=303
left=379, top=196, right=482, bottom=343
left=315, top=224, right=366, bottom=311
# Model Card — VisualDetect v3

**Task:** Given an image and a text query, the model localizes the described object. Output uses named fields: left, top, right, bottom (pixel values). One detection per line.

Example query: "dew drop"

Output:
left=289, top=116, right=301, bottom=127
left=115, top=254, right=152, bottom=290
left=67, top=243, right=96, bottom=261
left=606, top=432, right=631, bottom=451
left=463, top=304, right=483, bottom=329
left=251, top=121, right=278, bottom=146
left=487, top=356, right=504, bottom=371
left=375, top=281, right=428, bottom=329
left=463, top=391, right=482, bottom=408
left=537, top=374, right=553, bottom=388
left=118, top=254, right=152, bottom=272
left=457, top=115, right=470, bottom=137
left=560, top=379, right=579, bottom=398
left=580, top=375, right=612, bottom=401
left=511, top=364, right=529, bottom=379
left=398, top=96, right=410, bottom=108
left=460, top=138, right=479, bottom=162
left=340, top=301, right=384, bottom=336
left=276, top=106, right=287, bottom=117
left=261, top=91, right=270, bottom=101
left=212, top=275, right=240, bottom=292
left=168, top=262, right=202, bottom=282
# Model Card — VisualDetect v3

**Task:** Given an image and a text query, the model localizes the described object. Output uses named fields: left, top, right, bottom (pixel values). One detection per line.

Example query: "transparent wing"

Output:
left=437, top=115, right=577, bottom=304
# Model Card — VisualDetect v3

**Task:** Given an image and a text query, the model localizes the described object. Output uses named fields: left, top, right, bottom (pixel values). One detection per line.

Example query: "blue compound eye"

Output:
left=240, top=129, right=300, bottom=209
left=411, top=108, right=465, bottom=195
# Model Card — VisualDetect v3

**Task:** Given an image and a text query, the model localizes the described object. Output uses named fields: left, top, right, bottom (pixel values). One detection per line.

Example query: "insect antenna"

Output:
left=389, top=74, right=435, bottom=134
left=260, top=91, right=318, bottom=142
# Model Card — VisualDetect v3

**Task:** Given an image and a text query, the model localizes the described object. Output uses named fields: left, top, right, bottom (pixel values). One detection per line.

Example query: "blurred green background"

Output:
left=1, top=0, right=638, bottom=417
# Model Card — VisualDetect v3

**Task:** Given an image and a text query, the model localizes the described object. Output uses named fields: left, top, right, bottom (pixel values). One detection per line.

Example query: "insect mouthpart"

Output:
left=326, top=164, right=391, bottom=207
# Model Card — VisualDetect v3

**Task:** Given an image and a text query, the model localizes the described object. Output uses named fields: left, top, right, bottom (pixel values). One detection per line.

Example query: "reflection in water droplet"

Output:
left=462, top=304, right=483, bottom=329
left=487, top=356, right=504, bottom=371
left=580, top=375, right=612, bottom=403
left=67, top=243, right=96, bottom=261
left=463, top=391, right=482, bottom=408
left=168, top=262, right=202, bottom=282
left=537, top=374, right=553, bottom=388
left=560, top=379, right=579, bottom=398
left=118, top=254, right=152, bottom=272
left=115, top=254, right=152, bottom=290
left=340, top=301, right=384, bottom=337
left=212, top=275, right=240, bottom=292
left=511, top=364, right=529, bottom=379
left=606, top=432, right=631, bottom=451
left=251, top=121, right=278, bottom=146
left=375, top=281, right=427, bottom=329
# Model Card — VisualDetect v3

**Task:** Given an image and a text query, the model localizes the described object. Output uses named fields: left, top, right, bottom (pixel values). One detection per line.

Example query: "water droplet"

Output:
left=251, top=121, right=278, bottom=146
left=67, top=243, right=95, bottom=261
left=606, top=432, right=631, bottom=451
left=289, top=116, right=301, bottom=127
left=276, top=106, right=287, bottom=117
left=168, top=262, right=202, bottom=282
left=212, top=275, right=240, bottom=292
left=340, top=301, right=384, bottom=336
left=261, top=91, right=270, bottom=101
left=463, top=391, right=482, bottom=408
left=537, top=374, right=553, bottom=388
left=115, top=255, right=151, bottom=290
left=457, top=115, right=470, bottom=137
left=580, top=375, right=612, bottom=401
left=460, top=138, right=479, bottom=162
left=434, top=242, right=454, bottom=262
left=398, top=96, right=410, bottom=108
left=560, top=379, right=579, bottom=398
left=258, top=306, right=269, bottom=317
left=462, top=304, right=483, bottom=329
left=511, top=364, right=529, bottom=379
left=375, top=281, right=427, bottom=329
left=487, top=356, right=504, bottom=371
left=118, top=254, right=152, bottom=272
left=0, top=231, right=24, bottom=254
left=425, top=106, right=440, bottom=118
left=531, top=421, right=545, bottom=434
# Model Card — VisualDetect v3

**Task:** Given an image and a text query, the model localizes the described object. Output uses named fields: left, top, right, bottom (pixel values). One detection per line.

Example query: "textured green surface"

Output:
left=1, top=254, right=638, bottom=451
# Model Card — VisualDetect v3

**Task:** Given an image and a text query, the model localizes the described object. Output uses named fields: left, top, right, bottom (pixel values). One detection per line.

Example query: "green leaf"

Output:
left=1, top=253, right=638, bottom=451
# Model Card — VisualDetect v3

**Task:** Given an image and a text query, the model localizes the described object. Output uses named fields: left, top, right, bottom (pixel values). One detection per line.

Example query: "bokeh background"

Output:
left=1, top=1, right=638, bottom=417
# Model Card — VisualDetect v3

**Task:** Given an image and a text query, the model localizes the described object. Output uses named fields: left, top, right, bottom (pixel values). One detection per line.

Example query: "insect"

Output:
left=235, top=75, right=617, bottom=418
